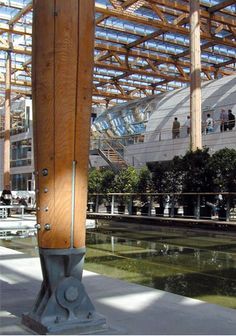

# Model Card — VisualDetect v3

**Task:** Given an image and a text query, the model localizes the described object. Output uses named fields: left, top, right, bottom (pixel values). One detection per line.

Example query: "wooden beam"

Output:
left=0, top=22, right=32, bottom=36
left=147, top=0, right=236, bottom=26
left=208, top=0, right=236, bottom=13
left=95, top=42, right=233, bottom=75
left=9, top=2, right=33, bottom=26
left=215, top=58, right=236, bottom=68
left=33, top=0, right=95, bottom=249
left=95, top=5, right=236, bottom=48
left=95, top=60, right=190, bottom=82
left=126, top=29, right=163, bottom=49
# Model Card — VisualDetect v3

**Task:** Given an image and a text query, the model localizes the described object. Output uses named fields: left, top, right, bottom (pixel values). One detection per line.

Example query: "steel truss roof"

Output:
left=0, top=0, right=235, bottom=107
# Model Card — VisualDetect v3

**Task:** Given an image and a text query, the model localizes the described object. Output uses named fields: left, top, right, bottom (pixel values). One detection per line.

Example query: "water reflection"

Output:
left=1, top=231, right=235, bottom=309
left=86, top=231, right=236, bottom=309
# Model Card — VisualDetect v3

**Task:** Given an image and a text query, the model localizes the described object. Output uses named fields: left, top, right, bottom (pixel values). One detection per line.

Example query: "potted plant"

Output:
left=208, top=148, right=236, bottom=220
left=113, top=167, right=139, bottom=214
left=136, top=166, right=152, bottom=215
left=88, top=168, right=103, bottom=212
left=163, top=156, right=183, bottom=217
left=181, top=148, right=214, bottom=219
left=150, top=161, right=167, bottom=216
left=100, top=169, right=116, bottom=213
left=88, top=168, right=115, bottom=213
left=150, top=157, right=183, bottom=217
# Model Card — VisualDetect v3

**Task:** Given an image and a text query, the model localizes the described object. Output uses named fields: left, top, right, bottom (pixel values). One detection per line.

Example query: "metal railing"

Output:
left=91, top=119, right=235, bottom=148
left=87, top=192, right=236, bottom=223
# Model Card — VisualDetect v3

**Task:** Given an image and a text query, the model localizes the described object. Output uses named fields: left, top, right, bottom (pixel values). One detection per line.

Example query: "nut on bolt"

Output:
left=44, top=223, right=51, bottom=231
left=35, top=223, right=41, bottom=230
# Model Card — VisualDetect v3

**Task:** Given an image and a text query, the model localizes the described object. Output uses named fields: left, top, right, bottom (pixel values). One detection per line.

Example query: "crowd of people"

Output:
left=172, top=109, right=235, bottom=139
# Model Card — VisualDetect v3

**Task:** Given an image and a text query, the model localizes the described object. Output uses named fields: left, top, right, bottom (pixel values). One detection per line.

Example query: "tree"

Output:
left=209, top=148, right=236, bottom=192
left=181, top=148, right=213, bottom=192
left=113, top=166, right=139, bottom=207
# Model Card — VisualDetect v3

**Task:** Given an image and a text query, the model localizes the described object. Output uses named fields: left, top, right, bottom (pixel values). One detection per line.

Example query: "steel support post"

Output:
left=22, top=248, right=106, bottom=334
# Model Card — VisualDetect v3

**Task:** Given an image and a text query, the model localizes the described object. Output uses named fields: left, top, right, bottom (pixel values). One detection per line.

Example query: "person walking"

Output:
left=172, top=117, right=180, bottom=139
left=220, top=109, right=228, bottom=132
left=228, top=109, right=235, bottom=131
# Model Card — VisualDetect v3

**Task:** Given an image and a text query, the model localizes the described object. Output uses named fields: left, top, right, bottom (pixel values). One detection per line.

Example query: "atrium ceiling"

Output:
left=0, top=0, right=235, bottom=107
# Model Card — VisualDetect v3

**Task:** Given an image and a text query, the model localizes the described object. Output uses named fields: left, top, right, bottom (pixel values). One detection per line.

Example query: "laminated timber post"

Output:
left=3, top=33, right=12, bottom=188
left=22, top=1, right=107, bottom=334
left=190, top=0, right=202, bottom=151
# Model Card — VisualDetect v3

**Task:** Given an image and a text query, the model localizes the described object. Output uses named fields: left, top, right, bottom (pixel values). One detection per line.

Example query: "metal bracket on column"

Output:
left=22, top=247, right=107, bottom=334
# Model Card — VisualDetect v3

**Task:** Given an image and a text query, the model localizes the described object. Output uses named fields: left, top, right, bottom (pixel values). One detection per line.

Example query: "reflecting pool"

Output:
left=85, top=225, right=236, bottom=309
left=1, top=224, right=235, bottom=309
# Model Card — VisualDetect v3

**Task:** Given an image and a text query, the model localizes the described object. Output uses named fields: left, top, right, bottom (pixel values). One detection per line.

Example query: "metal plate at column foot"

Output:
left=22, top=312, right=108, bottom=335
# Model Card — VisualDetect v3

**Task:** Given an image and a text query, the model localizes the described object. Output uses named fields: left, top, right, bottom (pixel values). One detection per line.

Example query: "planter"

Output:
left=200, top=206, right=212, bottom=219
left=155, top=207, right=164, bottom=216
left=168, top=208, right=178, bottom=217
left=141, top=206, right=149, bottom=216
left=129, top=206, right=138, bottom=215
left=117, top=205, right=125, bottom=214
left=105, top=205, right=111, bottom=213
left=183, top=205, right=195, bottom=218
left=218, top=208, right=227, bottom=221
left=87, top=202, right=95, bottom=212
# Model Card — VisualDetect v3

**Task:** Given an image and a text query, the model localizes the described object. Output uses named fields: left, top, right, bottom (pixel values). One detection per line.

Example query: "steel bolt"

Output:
left=44, top=223, right=51, bottom=231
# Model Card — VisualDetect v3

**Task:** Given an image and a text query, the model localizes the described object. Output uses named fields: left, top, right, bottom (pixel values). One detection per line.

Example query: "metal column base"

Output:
left=22, top=247, right=107, bottom=334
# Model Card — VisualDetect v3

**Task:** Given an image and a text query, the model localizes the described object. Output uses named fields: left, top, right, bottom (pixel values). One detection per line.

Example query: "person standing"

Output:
left=228, top=109, right=235, bottom=131
left=186, top=115, right=190, bottom=136
left=205, top=113, right=214, bottom=134
left=0, top=185, right=12, bottom=216
left=220, top=109, right=228, bottom=132
left=172, top=117, right=180, bottom=139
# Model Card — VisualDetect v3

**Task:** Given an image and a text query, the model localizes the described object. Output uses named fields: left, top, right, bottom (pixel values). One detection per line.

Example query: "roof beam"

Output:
left=126, top=29, right=163, bottom=49
left=9, top=2, right=33, bottom=26
left=95, top=61, right=190, bottom=82
left=95, top=42, right=233, bottom=75
left=208, top=0, right=236, bottom=13
left=95, top=5, right=236, bottom=48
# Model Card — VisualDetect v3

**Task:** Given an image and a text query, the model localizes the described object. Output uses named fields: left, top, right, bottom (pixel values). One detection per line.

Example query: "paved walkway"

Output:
left=0, top=246, right=236, bottom=335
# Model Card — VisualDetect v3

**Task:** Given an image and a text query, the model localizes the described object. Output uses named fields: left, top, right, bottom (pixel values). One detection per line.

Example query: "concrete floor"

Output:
left=0, top=246, right=236, bottom=335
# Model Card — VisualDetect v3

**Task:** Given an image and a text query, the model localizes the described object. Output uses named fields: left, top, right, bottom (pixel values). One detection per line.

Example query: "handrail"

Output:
left=87, top=192, right=236, bottom=222
left=88, top=192, right=236, bottom=196
left=99, top=138, right=128, bottom=166
left=90, top=118, right=235, bottom=146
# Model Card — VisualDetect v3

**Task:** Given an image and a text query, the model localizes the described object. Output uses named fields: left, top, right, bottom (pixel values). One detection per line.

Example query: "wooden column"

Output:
left=22, top=3, right=108, bottom=333
left=33, top=0, right=95, bottom=249
left=3, top=45, right=11, bottom=187
left=190, top=0, right=202, bottom=151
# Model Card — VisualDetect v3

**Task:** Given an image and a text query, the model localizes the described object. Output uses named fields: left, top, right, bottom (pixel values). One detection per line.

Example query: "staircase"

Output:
left=98, top=139, right=128, bottom=171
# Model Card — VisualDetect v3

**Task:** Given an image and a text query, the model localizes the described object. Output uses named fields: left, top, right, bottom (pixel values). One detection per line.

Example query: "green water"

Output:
left=1, top=225, right=236, bottom=309
left=85, top=225, right=236, bottom=309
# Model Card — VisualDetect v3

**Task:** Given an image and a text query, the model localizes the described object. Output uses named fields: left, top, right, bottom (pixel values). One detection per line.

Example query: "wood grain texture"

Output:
left=33, top=0, right=55, bottom=247
left=53, top=0, right=78, bottom=248
left=74, top=0, right=95, bottom=248
left=33, top=0, right=94, bottom=249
